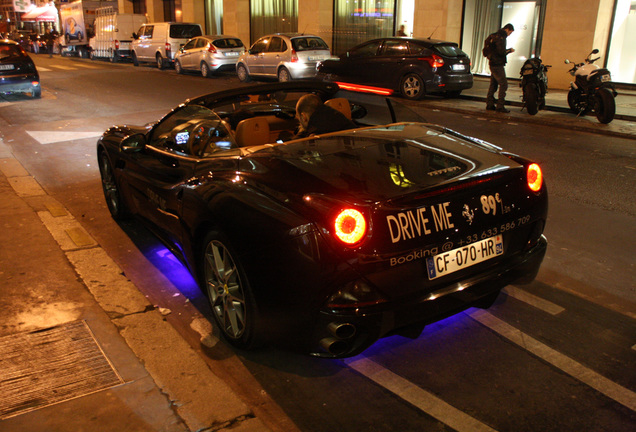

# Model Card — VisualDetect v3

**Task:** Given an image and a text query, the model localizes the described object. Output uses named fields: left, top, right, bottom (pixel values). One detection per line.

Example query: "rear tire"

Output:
left=156, top=54, right=165, bottom=70
left=201, top=61, right=211, bottom=78
left=524, top=86, right=539, bottom=115
left=237, top=64, right=251, bottom=82
left=278, top=67, right=291, bottom=82
left=175, top=60, right=183, bottom=74
left=400, top=73, right=425, bottom=100
left=132, top=52, right=139, bottom=67
left=594, top=87, right=615, bottom=124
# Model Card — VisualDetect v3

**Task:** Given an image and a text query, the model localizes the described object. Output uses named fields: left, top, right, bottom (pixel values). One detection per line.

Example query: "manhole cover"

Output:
left=0, top=320, right=124, bottom=419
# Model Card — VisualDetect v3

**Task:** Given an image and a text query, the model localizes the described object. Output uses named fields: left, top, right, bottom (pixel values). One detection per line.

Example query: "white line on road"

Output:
left=346, top=357, right=498, bottom=432
left=468, top=309, right=636, bottom=412
left=503, top=286, right=565, bottom=315
left=26, top=130, right=103, bottom=145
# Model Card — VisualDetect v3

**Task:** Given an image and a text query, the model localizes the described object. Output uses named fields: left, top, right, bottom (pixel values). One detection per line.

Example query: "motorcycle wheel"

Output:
left=524, top=86, right=539, bottom=115
left=567, top=89, right=588, bottom=115
left=594, top=87, right=616, bottom=124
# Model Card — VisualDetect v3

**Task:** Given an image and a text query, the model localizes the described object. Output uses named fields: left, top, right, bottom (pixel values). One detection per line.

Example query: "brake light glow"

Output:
left=420, top=54, right=444, bottom=68
left=527, top=163, right=543, bottom=192
left=334, top=81, right=393, bottom=96
left=291, top=49, right=298, bottom=62
left=334, top=209, right=366, bottom=245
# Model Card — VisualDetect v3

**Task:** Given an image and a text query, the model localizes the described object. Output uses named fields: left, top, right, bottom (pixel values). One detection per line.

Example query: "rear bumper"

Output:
left=309, top=234, right=547, bottom=358
left=426, top=73, right=474, bottom=92
left=0, top=74, right=40, bottom=94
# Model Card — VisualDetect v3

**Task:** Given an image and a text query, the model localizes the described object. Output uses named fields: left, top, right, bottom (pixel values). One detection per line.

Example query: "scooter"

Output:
left=520, top=57, right=551, bottom=115
left=564, top=49, right=617, bottom=124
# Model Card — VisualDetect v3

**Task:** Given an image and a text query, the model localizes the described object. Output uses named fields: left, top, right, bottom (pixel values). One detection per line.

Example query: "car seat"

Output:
left=235, top=117, right=270, bottom=147
left=325, top=98, right=352, bottom=119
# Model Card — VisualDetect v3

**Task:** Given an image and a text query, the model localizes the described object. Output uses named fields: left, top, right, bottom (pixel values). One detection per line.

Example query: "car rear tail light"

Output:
left=115, top=40, right=119, bottom=49
left=334, top=208, right=366, bottom=245
left=420, top=54, right=444, bottom=68
left=291, top=49, right=298, bottom=62
left=527, top=163, right=543, bottom=192
left=165, top=42, right=171, bottom=53
left=208, top=44, right=217, bottom=53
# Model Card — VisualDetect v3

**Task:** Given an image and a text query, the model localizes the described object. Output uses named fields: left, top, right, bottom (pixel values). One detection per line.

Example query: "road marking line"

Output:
left=48, top=65, right=77, bottom=70
left=346, top=357, right=498, bottom=432
left=468, top=309, right=636, bottom=412
left=503, top=286, right=565, bottom=315
left=37, top=67, right=52, bottom=72
left=26, top=130, right=103, bottom=145
left=73, top=63, right=101, bottom=69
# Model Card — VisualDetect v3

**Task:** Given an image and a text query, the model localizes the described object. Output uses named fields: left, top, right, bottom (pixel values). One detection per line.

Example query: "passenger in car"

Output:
left=292, top=94, right=356, bottom=139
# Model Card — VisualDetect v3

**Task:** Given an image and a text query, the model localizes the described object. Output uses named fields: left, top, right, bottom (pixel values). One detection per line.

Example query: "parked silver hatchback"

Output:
left=175, top=35, right=245, bottom=77
left=236, top=33, right=331, bottom=82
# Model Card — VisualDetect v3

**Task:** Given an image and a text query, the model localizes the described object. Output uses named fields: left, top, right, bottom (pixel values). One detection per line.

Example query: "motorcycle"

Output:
left=520, top=57, right=551, bottom=115
left=564, top=49, right=617, bottom=124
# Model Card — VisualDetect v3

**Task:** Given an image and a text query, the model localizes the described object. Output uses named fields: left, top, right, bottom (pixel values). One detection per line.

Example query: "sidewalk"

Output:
left=421, top=76, right=636, bottom=140
left=0, top=138, right=274, bottom=432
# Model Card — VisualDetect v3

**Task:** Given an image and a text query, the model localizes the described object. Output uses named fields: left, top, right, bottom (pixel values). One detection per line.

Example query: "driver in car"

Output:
left=292, top=94, right=356, bottom=139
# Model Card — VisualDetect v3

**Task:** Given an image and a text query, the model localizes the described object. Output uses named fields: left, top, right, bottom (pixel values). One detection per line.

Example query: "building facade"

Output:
left=5, top=0, right=635, bottom=88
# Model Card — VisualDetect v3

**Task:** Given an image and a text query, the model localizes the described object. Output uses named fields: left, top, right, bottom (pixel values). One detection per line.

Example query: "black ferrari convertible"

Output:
left=97, top=81, right=547, bottom=358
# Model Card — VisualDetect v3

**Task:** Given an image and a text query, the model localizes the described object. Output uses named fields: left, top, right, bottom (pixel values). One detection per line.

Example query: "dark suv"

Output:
left=316, top=37, right=473, bottom=100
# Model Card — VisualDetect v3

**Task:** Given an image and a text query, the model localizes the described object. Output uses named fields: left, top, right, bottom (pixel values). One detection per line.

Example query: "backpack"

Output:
left=482, top=32, right=498, bottom=58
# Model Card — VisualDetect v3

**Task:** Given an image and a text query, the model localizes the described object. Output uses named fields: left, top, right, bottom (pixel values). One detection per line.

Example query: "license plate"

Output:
left=426, top=235, right=503, bottom=280
left=0, top=64, right=15, bottom=71
left=225, top=52, right=239, bottom=57
left=308, top=56, right=324, bottom=61
left=452, top=64, right=465, bottom=71
left=601, top=74, right=611, bottom=82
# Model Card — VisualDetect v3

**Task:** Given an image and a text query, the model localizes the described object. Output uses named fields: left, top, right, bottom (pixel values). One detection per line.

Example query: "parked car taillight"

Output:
left=165, top=42, right=171, bottom=53
left=208, top=44, right=217, bottom=54
left=114, top=40, right=119, bottom=49
left=290, top=49, right=298, bottom=63
left=421, top=54, right=444, bottom=68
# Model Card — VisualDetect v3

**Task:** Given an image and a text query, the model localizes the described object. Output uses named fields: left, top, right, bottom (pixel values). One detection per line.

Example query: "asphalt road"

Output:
left=1, top=55, right=635, bottom=432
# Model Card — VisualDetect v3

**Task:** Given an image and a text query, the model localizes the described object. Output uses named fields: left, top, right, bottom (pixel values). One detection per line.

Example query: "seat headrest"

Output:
left=325, top=98, right=352, bottom=119
left=235, top=117, right=270, bottom=147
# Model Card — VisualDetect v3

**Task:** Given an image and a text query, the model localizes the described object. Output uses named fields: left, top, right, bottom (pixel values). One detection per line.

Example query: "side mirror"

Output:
left=591, top=48, right=599, bottom=54
left=564, top=59, right=570, bottom=64
left=121, top=133, right=146, bottom=152
left=132, top=32, right=138, bottom=39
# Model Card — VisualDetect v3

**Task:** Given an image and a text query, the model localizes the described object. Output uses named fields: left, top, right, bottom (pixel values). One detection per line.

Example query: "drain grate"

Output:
left=0, top=320, right=124, bottom=419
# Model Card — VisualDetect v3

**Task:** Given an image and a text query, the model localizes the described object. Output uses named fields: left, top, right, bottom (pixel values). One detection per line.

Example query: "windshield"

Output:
left=151, top=105, right=235, bottom=156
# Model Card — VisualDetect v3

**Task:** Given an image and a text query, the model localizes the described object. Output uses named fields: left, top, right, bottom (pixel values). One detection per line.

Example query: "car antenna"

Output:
left=428, top=26, right=439, bottom=39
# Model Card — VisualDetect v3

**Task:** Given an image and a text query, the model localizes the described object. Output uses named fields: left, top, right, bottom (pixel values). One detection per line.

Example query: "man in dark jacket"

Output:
left=293, top=94, right=356, bottom=139
left=486, top=23, right=515, bottom=113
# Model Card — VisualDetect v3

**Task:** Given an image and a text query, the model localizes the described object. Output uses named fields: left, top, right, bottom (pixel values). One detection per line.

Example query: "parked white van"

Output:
left=90, top=7, right=147, bottom=62
left=131, top=22, right=202, bottom=69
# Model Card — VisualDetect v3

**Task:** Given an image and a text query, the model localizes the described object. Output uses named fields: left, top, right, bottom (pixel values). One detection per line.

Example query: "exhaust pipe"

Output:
left=319, top=337, right=349, bottom=356
left=328, top=322, right=356, bottom=339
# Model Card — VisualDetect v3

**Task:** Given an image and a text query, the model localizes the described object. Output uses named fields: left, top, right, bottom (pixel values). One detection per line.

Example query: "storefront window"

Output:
left=250, top=0, right=297, bottom=44
left=607, top=0, right=636, bottom=84
left=205, top=0, right=223, bottom=34
left=332, top=0, right=395, bottom=55
left=462, top=0, right=544, bottom=77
